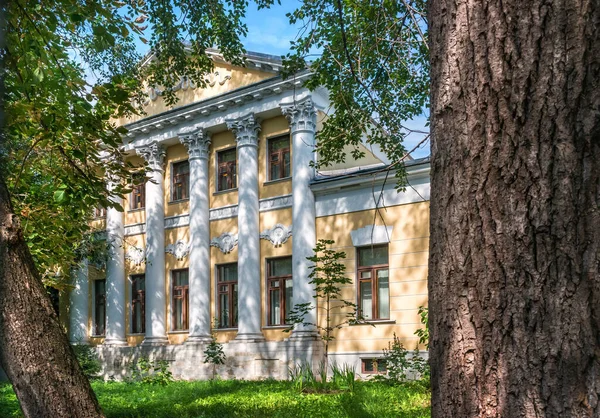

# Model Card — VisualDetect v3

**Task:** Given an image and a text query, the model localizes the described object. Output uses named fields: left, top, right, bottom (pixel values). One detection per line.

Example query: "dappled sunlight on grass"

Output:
left=0, top=380, right=430, bottom=417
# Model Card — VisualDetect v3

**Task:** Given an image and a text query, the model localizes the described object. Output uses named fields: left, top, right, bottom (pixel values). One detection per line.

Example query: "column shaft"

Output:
left=179, top=131, right=212, bottom=343
left=105, top=182, right=127, bottom=346
left=69, top=260, right=90, bottom=344
left=281, top=98, right=318, bottom=339
left=227, top=115, right=264, bottom=341
left=138, top=144, right=168, bottom=345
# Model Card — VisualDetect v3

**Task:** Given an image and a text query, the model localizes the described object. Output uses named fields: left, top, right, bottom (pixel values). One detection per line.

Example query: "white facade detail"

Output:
left=165, top=239, right=191, bottom=260
left=227, top=113, right=264, bottom=342
left=104, top=177, right=127, bottom=346
left=69, top=260, right=90, bottom=344
left=350, top=225, right=394, bottom=247
left=260, top=224, right=292, bottom=247
left=259, top=194, right=292, bottom=212
left=210, top=232, right=239, bottom=254
left=179, top=129, right=212, bottom=343
left=137, top=143, right=169, bottom=345
left=280, top=97, right=318, bottom=340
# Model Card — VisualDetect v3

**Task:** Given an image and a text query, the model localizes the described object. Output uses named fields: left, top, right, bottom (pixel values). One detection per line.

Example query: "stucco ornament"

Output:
left=125, top=245, right=145, bottom=266
left=260, top=224, right=292, bottom=246
left=165, top=240, right=191, bottom=260
left=210, top=232, right=238, bottom=254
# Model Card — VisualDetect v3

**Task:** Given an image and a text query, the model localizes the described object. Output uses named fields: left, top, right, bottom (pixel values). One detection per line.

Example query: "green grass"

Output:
left=0, top=379, right=430, bottom=417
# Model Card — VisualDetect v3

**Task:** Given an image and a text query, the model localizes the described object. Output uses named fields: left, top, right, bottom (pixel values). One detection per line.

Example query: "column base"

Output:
left=103, top=337, right=128, bottom=346
left=233, top=332, right=266, bottom=343
left=141, top=336, right=169, bottom=346
left=185, top=334, right=213, bottom=345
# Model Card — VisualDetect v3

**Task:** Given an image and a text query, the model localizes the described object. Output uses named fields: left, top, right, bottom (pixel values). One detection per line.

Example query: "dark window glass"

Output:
left=131, top=274, right=145, bottom=334
left=94, top=280, right=106, bottom=336
left=172, top=269, right=189, bottom=331
left=267, top=257, right=293, bottom=326
left=361, top=358, right=387, bottom=374
left=217, top=148, right=237, bottom=191
left=172, top=160, right=190, bottom=201
left=92, top=206, right=106, bottom=219
left=217, top=263, right=238, bottom=328
left=130, top=175, right=145, bottom=210
left=268, top=135, right=291, bottom=181
left=357, top=245, right=390, bottom=320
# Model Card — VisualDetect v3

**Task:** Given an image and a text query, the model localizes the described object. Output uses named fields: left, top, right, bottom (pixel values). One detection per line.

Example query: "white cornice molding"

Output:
left=122, top=72, right=312, bottom=143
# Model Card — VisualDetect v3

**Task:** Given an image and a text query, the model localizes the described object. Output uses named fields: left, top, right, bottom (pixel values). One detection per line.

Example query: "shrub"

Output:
left=203, top=321, right=226, bottom=380
left=71, top=343, right=101, bottom=380
left=129, top=356, right=173, bottom=385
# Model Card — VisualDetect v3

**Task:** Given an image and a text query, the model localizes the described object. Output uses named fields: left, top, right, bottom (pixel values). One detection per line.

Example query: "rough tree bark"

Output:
left=428, top=0, right=600, bottom=416
left=0, top=176, right=104, bottom=417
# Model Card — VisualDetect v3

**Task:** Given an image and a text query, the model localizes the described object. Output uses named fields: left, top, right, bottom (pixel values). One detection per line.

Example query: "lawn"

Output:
left=0, top=379, right=430, bottom=417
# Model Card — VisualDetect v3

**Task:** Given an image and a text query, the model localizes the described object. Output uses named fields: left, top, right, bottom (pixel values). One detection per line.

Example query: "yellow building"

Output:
left=66, top=50, right=430, bottom=379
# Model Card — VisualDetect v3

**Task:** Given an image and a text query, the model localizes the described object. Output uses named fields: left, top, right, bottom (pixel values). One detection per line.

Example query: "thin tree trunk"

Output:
left=428, top=0, right=600, bottom=416
left=0, top=176, right=104, bottom=417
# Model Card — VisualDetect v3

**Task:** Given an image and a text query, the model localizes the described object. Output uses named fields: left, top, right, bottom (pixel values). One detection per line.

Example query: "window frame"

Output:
left=93, top=279, right=106, bottom=336
left=171, top=269, right=189, bottom=331
left=356, top=245, right=390, bottom=321
left=216, top=263, right=238, bottom=329
left=267, top=134, right=291, bottom=181
left=92, top=206, right=106, bottom=219
left=266, top=256, right=293, bottom=326
left=361, top=358, right=387, bottom=375
left=130, top=274, right=145, bottom=334
left=216, top=147, right=237, bottom=192
left=129, top=175, right=146, bottom=210
left=171, top=159, right=190, bottom=201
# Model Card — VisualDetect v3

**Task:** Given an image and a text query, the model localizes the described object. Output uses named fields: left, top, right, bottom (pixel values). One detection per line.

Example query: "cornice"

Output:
left=123, top=71, right=312, bottom=141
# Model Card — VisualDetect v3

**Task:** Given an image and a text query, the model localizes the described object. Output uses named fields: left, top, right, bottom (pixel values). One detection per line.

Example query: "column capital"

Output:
left=179, top=129, right=211, bottom=160
left=280, top=97, right=317, bottom=134
left=137, top=143, right=166, bottom=172
left=226, top=114, right=261, bottom=148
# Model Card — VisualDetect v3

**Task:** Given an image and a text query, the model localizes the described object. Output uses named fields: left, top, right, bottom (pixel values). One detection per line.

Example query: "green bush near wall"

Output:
left=0, top=379, right=430, bottom=417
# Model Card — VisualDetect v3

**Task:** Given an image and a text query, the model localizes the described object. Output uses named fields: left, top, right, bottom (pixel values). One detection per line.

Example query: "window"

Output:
left=357, top=245, right=390, bottom=320
left=268, top=135, right=291, bottom=181
left=131, top=274, right=145, bottom=334
left=172, top=269, right=189, bottom=331
left=94, top=279, right=106, bottom=336
left=361, top=358, right=387, bottom=374
left=267, top=257, right=293, bottom=326
left=217, top=263, right=238, bottom=328
left=92, top=206, right=106, bottom=219
left=129, top=176, right=145, bottom=210
left=217, top=148, right=237, bottom=191
left=172, top=160, right=190, bottom=201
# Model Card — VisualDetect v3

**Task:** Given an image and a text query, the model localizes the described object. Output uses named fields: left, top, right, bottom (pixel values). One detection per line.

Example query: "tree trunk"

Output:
left=0, top=176, right=104, bottom=417
left=428, top=0, right=600, bottom=416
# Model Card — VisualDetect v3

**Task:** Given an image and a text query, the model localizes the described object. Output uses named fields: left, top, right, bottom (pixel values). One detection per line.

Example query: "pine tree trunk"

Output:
left=428, top=0, right=600, bottom=416
left=0, top=176, right=104, bottom=417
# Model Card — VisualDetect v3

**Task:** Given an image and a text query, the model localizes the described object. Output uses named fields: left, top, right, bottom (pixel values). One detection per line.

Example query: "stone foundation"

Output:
left=95, top=338, right=324, bottom=381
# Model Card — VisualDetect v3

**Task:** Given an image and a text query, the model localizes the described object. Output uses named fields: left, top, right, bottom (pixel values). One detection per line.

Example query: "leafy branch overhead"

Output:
left=2, top=0, right=279, bottom=281
left=283, top=0, right=429, bottom=181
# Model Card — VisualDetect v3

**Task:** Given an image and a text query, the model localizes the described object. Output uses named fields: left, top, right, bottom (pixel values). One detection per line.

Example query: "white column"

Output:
left=179, top=130, right=212, bottom=343
left=69, top=259, right=90, bottom=344
left=227, top=114, right=265, bottom=341
left=137, top=143, right=169, bottom=346
left=281, top=97, right=318, bottom=339
left=104, top=179, right=127, bottom=346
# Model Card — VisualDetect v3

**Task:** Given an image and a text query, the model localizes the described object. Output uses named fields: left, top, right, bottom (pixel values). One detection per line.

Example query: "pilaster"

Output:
left=69, top=259, right=90, bottom=344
